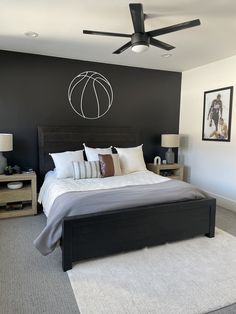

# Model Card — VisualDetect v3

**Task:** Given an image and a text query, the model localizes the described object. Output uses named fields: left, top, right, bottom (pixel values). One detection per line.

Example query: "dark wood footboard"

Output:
left=61, top=198, right=216, bottom=271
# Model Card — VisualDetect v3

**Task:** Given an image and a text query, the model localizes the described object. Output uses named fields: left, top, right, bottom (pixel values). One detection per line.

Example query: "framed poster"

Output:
left=202, top=86, right=233, bottom=142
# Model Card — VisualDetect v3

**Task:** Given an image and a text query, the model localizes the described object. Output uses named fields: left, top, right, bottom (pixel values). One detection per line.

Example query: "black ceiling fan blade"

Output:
left=113, top=41, right=132, bottom=54
left=83, top=30, right=131, bottom=38
left=129, top=3, right=145, bottom=33
left=150, top=38, right=175, bottom=51
left=148, top=19, right=201, bottom=37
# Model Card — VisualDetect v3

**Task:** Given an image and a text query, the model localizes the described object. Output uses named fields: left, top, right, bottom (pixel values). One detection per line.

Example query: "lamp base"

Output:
left=0, top=152, right=7, bottom=174
left=165, top=148, right=175, bottom=164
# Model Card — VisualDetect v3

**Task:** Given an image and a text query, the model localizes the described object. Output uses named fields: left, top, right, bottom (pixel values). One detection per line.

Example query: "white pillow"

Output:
left=114, top=145, right=147, bottom=174
left=83, top=143, right=112, bottom=161
left=50, top=150, right=84, bottom=178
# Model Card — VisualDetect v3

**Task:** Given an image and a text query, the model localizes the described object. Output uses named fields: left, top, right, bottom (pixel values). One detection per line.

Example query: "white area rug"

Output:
left=67, top=229, right=236, bottom=314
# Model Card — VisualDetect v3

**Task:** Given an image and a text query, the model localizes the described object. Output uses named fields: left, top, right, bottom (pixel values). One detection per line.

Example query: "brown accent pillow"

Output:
left=99, top=154, right=115, bottom=177
left=99, top=154, right=121, bottom=177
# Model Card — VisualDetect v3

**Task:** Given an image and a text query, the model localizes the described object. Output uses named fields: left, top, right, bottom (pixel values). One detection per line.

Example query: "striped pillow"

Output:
left=73, top=161, right=101, bottom=179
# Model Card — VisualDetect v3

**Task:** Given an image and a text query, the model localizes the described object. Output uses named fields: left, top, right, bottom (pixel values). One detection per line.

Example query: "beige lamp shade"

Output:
left=0, top=134, right=13, bottom=151
left=161, top=134, right=180, bottom=148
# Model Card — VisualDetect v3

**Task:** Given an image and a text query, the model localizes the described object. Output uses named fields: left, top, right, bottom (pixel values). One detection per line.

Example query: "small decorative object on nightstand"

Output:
left=147, top=163, right=184, bottom=181
left=4, top=165, right=13, bottom=175
left=0, top=134, right=13, bottom=174
left=0, top=172, right=37, bottom=219
left=161, top=134, right=179, bottom=164
left=153, top=156, right=161, bottom=165
left=7, top=182, right=23, bottom=189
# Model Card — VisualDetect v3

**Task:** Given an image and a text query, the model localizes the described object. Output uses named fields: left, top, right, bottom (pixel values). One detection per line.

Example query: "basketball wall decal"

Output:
left=68, top=71, right=113, bottom=120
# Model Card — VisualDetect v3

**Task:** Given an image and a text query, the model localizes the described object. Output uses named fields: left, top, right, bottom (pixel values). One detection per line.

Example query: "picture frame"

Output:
left=202, top=86, right=233, bottom=142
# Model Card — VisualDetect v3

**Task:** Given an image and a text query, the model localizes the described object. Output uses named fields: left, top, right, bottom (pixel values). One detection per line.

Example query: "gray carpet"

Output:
left=0, top=214, right=79, bottom=314
left=0, top=206, right=235, bottom=314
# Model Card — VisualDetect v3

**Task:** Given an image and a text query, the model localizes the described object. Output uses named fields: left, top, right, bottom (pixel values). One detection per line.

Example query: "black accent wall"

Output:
left=0, top=50, right=181, bottom=172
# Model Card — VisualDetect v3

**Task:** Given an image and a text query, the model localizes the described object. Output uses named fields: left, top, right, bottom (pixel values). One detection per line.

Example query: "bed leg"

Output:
left=205, top=230, right=215, bottom=238
left=62, top=257, right=72, bottom=272
left=205, top=201, right=216, bottom=238
left=62, top=220, right=73, bottom=272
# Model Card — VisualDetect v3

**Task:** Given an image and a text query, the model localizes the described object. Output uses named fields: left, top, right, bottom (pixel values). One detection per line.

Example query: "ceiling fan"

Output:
left=83, top=3, right=200, bottom=54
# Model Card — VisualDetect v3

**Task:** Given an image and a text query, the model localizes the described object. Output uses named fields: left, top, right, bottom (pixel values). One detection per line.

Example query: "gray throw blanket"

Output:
left=34, top=180, right=207, bottom=255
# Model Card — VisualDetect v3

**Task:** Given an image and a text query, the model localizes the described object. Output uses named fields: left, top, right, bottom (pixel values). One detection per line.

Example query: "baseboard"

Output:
left=205, top=191, right=236, bottom=212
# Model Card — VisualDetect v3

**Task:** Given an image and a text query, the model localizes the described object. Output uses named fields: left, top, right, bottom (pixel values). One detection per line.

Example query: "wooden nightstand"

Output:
left=0, top=172, right=37, bottom=219
left=147, top=163, right=184, bottom=181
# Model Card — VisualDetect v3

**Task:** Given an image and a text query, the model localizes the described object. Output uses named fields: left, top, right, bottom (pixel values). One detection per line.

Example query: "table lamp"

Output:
left=161, top=134, right=179, bottom=164
left=0, top=134, right=13, bottom=174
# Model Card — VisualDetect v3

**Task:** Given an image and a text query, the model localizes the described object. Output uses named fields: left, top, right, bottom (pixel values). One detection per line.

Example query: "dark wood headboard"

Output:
left=38, top=126, right=138, bottom=178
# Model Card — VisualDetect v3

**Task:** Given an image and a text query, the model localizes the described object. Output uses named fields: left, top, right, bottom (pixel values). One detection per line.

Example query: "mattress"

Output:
left=39, top=170, right=170, bottom=217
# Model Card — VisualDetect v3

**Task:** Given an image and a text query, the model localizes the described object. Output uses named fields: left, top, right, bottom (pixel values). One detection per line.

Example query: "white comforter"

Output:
left=39, top=170, right=169, bottom=217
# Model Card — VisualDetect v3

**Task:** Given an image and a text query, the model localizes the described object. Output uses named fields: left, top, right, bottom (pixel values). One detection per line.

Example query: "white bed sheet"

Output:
left=39, top=170, right=169, bottom=217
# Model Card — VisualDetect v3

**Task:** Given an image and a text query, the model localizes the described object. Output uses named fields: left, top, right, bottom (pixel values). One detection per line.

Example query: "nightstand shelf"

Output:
left=147, top=163, right=184, bottom=181
left=0, top=172, right=37, bottom=219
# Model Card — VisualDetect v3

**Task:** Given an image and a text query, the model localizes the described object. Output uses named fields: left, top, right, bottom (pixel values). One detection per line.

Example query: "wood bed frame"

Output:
left=38, top=126, right=216, bottom=271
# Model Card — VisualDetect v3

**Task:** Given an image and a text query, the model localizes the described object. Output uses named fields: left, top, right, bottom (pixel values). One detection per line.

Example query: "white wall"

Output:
left=179, top=55, right=236, bottom=211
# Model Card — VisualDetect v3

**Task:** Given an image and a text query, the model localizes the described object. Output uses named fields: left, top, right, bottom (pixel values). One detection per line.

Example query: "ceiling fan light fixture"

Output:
left=131, top=32, right=149, bottom=53
left=131, top=44, right=149, bottom=53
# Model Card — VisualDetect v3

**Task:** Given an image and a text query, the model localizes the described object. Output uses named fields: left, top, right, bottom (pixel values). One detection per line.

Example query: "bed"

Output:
left=37, top=126, right=216, bottom=271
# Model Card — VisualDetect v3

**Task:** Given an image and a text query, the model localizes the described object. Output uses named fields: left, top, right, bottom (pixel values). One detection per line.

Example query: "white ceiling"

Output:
left=1, top=0, right=236, bottom=72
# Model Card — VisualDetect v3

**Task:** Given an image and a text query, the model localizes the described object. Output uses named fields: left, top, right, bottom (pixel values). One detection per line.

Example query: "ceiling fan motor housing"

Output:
left=131, top=33, right=149, bottom=48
